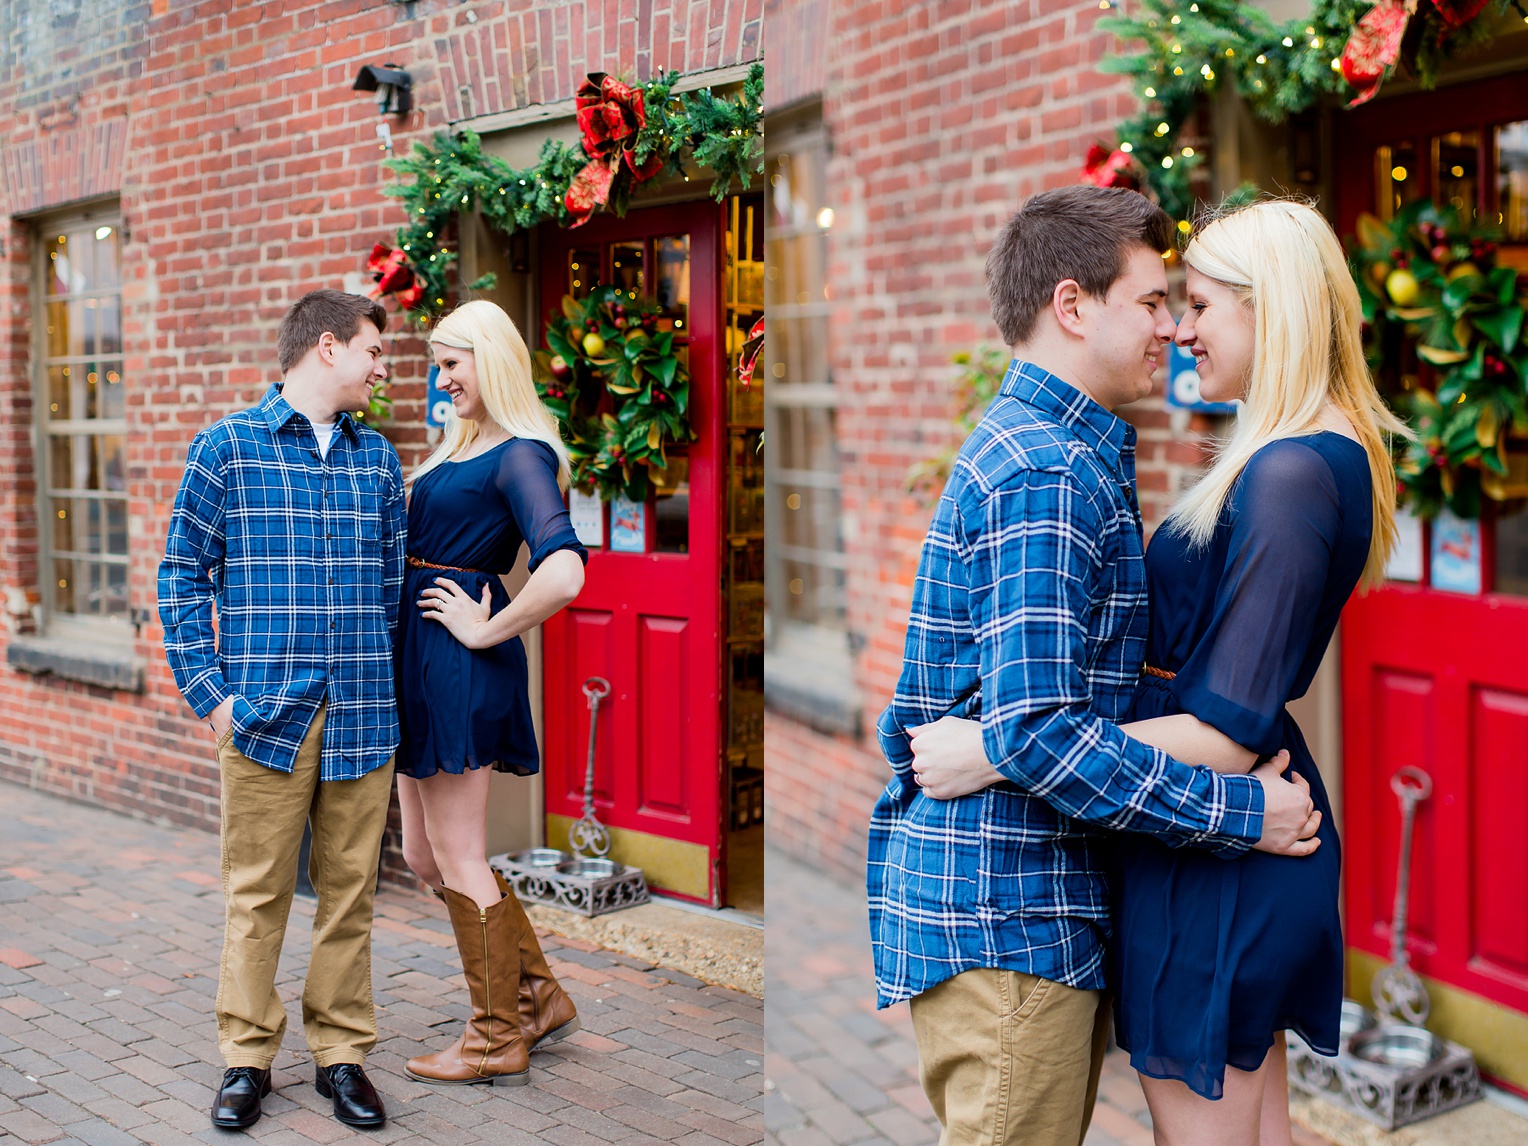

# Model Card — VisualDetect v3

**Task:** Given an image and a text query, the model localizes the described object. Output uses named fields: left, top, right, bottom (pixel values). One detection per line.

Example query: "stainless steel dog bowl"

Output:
left=558, top=858, right=622, bottom=879
left=1340, top=1000, right=1378, bottom=1040
left=1349, top=1025, right=1447, bottom=1069
left=511, top=848, right=570, bottom=868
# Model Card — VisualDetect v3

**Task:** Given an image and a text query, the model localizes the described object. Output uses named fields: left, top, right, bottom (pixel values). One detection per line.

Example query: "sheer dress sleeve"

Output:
left=494, top=439, right=589, bottom=572
left=1169, top=439, right=1342, bottom=757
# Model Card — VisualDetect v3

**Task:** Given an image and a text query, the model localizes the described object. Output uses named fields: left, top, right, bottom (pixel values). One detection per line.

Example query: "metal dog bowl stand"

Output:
left=1287, top=1004, right=1482, bottom=1130
left=487, top=677, right=651, bottom=918
left=489, top=848, right=651, bottom=917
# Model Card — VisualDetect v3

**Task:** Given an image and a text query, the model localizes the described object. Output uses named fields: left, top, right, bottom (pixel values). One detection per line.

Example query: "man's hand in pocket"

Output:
left=208, top=696, right=237, bottom=743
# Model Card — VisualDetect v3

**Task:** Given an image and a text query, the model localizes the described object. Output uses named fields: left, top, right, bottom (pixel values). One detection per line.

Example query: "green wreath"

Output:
left=533, top=284, right=695, bottom=502
left=1350, top=199, right=1528, bottom=518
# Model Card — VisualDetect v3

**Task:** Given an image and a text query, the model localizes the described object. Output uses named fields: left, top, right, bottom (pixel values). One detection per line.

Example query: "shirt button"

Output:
left=330, top=621, right=336, bottom=630
left=328, top=577, right=335, bottom=585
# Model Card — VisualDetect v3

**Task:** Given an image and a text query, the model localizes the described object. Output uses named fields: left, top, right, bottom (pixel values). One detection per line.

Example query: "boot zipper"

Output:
left=478, top=909, right=491, bottom=1076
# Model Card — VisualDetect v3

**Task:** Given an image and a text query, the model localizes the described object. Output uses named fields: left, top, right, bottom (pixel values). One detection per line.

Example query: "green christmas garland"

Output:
left=533, top=285, right=696, bottom=501
left=378, top=64, right=763, bottom=324
left=1096, top=1, right=1515, bottom=221
left=1351, top=201, right=1528, bottom=518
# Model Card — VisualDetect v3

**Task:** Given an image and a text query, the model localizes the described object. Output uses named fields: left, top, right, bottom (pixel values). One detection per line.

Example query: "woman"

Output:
left=394, top=299, right=588, bottom=1087
left=911, top=199, right=1406, bottom=1144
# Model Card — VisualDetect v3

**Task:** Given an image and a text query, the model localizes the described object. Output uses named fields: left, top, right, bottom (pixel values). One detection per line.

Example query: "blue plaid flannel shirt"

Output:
left=867, top=361, right=1265, bottom=1007
left=158, top=384, right=407, bottom=781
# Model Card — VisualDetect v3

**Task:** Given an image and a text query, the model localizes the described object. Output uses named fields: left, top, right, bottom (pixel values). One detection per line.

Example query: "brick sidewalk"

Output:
left=763, top=846, right=1327, bottom=1146
left=0, top=782, right=763, bottom=1145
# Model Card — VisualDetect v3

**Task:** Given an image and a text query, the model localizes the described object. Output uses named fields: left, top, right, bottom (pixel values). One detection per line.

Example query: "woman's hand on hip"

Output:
left=418, top=577, right=493, bottom=649
left=908, top=716, right=1003, bottom=800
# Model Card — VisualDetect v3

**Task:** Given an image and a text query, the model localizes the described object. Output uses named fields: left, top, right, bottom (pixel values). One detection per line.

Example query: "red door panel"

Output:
left=1343, top=589, right=1528, bottom=1018
left=637, top=613, right=691, bottom=817
left=538, top=201, right=726, bottom=904
left=1470, top=689, right=1528, bottom=988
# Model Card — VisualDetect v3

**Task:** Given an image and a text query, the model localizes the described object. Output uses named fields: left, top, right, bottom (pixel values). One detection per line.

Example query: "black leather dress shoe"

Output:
left=211, top=1066, right=271, bottom=1129
left=315, top=1062, right=386, bottom=1128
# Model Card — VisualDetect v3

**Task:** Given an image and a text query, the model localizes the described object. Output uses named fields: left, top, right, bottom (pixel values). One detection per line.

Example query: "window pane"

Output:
left=100, top=434, right=125, bottom=491
left=45, top=300, right=68, bottom=357
left=654, top=235, right=690, bottom=329
left=1375, top=141, right=1420, bottom=220
left=1500, top=122, right=1528, bottom=239
left=106, top=499, right=128, bottom=557
left=49, top=436, right=79, bottom=491
left=653, top=456, right=690, bottom=554
left=92, top=224, right=120, bottom=290
left=53, top=558, right=77, bottom=612
left=47, top=364, right=94, bottom=420
left=566, top=246, right=598, bottom=298
left=105, top=563, right=127, bottom=620
left=609, top=241, right=644, bottom=298
left=1433, top=131, right=1479, bottom=225
left=91, top=298, right=122, bottom=355
left=99, top=363, right=125, bottom=419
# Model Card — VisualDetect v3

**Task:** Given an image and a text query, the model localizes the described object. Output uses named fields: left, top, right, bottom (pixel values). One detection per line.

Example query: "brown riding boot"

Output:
left=491, top=871, right=580, bottom=1050
left=405, top=883, right=529, bottom=1086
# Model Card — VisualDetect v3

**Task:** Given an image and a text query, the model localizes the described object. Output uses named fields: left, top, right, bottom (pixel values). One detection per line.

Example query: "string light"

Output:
left=1162, top=156, right=1174, bottom=168
left=1181, top=146, right=1195, bottom=157
left=1120, top=141, right=1134, bottom=152
left=1144, top=86, right=1156, bottom=97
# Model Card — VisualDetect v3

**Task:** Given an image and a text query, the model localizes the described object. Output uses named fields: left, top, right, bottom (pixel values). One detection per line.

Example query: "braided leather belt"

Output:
left=406, top=555, right=488, bottom=575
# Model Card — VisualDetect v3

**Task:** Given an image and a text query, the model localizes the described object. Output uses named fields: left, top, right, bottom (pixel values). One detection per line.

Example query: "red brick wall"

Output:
left=764, top=0, right=1215, bottom=885
left=0, top=0, right=757, bottom=882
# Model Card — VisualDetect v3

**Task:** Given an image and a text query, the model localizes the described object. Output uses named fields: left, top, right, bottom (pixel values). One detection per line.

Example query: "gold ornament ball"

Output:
left=1386, top=268, right=1421, bottom=307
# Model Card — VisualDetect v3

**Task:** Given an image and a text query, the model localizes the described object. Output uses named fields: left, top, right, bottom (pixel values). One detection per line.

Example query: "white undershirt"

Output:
left=311, top=421, right=337, bottom=459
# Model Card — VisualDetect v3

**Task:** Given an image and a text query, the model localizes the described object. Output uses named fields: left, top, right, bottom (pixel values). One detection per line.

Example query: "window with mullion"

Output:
left=35, top=209, right=129, bottom=634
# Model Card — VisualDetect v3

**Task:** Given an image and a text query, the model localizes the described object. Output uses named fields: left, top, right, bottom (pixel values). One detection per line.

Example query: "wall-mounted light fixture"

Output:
left=353, top=63, right=412, bottom=116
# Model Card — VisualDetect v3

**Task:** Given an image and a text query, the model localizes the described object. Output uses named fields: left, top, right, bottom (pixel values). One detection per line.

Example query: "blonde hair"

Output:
left=1166, top=199, right=1409, bottom=589
left=409, top=300, right=572, bottom=491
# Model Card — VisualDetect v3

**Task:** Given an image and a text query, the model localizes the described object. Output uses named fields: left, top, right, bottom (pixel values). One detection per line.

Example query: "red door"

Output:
left=537, top=201, right=726, bottom=905
left=1338, top=75, right=1528, bottom=1091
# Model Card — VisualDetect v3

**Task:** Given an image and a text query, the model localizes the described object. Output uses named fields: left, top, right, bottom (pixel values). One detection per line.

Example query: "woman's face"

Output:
left=431, top=342, right=487, bottom=423
left=1176, top=266, right=1255, bottom=404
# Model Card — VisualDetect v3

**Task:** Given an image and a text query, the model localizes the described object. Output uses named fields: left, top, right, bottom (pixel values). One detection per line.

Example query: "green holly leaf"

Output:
left=1473, top=307, right=1525, bottom=355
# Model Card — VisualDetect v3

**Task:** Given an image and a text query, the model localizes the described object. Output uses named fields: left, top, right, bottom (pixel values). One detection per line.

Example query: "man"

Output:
left=159, top=290, right=405, bottom=1131
left=866, top=187, right=1321, bottom=1146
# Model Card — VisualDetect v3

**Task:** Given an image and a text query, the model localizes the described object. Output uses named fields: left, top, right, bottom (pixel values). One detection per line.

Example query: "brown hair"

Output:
left=985, top=186, right=1173, bottom=346
left=277, top=290, right=387, bottom=373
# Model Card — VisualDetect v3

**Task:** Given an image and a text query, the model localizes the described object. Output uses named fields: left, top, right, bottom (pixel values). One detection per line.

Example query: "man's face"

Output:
left=1075, top=246, right=1175, bottom=410
left=326, top=322, right=387, bottom=412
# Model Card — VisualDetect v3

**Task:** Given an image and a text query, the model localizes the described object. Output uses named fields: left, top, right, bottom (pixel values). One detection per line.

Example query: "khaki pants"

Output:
left=909, top=968, right=1111, bottom=1146
left=214, top=701, right=394, bottom=1068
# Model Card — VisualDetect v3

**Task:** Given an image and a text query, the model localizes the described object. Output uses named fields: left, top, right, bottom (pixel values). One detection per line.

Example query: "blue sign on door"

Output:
left=426, top=364, right=453, bottom=428
left=1165, top=342, right=1238, bottom=414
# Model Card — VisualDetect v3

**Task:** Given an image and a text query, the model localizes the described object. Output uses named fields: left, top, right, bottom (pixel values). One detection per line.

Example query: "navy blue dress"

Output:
left=1112, top=433, right=1371, bottom=1099
left=395, top=438, right=586, bottom=779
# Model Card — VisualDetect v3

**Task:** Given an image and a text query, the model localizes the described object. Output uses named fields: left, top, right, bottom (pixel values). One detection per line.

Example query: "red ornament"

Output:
left=1079, top=143, right=1140, bottom=191
left=1432, top=0, right=1489, bottom=28
left=564, top=73, right=666, bottom=227
left=1341, top=0, right=1411, bottom=107
left=737, top=316, right=764, bottom=390
left=365, top=243, right=423, bottom=310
